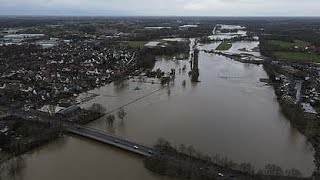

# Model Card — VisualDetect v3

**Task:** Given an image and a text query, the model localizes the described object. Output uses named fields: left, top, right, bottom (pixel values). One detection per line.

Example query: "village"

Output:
left=265, top=61, right=320, bottom=120
left=0, top=29, right=141, bottom=112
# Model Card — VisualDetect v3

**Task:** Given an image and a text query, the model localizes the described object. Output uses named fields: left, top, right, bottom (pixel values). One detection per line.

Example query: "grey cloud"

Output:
left=0, top=0, right=319, bottom=16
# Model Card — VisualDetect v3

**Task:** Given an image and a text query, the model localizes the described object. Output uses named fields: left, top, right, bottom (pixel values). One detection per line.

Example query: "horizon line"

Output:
left=0, top=15, right=320, bottom=18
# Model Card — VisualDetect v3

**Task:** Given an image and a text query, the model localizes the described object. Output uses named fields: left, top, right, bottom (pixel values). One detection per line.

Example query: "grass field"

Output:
left=216, top=42, right=232, bottom=51
left=268, top=40, right=310, bottom=49
left=121, top=41, right=148, bottom=48
left=0, top=79, right=21, bottom=83
left=274, top=51, right=320, bottom=63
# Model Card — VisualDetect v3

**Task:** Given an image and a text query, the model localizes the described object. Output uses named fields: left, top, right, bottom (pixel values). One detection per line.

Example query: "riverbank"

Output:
left=144, top=139, right=310, bottom=180
left=263, top=62, right=320, bottom=177
left=203, top=50, right=267, bottom=65
left=0, top=107, right=103, bottom=164
left=0, top=116, right=62, bottom=178
left=145, top=157, right=311, bottom=180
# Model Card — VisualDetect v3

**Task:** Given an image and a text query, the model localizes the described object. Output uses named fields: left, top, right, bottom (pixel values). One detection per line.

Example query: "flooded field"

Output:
left=10, top=27, right=315, bottom=179
left=87, top=51, right=314, bottom=174
left=227, top=41, right=260, bottom=56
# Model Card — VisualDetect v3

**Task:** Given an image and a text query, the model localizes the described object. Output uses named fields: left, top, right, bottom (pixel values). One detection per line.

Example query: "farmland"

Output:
left=216, top=42, right=232, bottom=50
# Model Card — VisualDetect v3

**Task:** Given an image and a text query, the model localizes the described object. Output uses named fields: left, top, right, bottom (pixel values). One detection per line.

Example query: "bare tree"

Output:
left=117, top=107, right=127, bottom=122
left=106, top=114, right=115, bottom=126
left=261, top=164, right=284, bottom=176
left=239, top=163, right=255, bottom=176
left=182, top=80, right=186, bottom=87
left=178, top=144, right=186, bottom=154
left=187, top=145, right=195, bottom=157
left=285, top=168, right=302, bottom=177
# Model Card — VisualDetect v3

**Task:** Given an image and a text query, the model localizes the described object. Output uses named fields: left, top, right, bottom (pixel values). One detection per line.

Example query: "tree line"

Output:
left=145, top=138, right=304, bottom=179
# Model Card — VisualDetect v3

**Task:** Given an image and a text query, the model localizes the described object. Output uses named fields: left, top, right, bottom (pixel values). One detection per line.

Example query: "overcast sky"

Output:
left=1, top=0, right=319, bottom=16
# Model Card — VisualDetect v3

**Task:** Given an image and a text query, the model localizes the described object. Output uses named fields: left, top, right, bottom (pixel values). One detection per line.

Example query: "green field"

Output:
left=274, top=51, right=320, bottom=63
left=0, top=79, right=21, bottom=83
left=121, top=41, right=149, bottom=48
left=216, top=42, right=232, bottom=51
left=268, top=40, right=310, bottom=49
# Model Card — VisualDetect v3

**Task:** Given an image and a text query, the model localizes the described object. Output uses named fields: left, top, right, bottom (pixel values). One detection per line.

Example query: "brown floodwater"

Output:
left=10, top=41, right=315, bottom=179
left=10, top=136, right=171, bottom=180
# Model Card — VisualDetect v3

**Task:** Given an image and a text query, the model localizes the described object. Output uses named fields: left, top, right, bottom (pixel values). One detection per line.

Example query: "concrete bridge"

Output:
left=65, top=125, right=156, bottom=157
left=9, top=108, right=157, bottom=157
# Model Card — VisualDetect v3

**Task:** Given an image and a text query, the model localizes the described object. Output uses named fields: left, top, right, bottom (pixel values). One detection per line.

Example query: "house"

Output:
left=39, top=105, right=65, bottom=115
left=301, top=103, right=318, bottom=120
left=57, top=105, right=81, bottom=117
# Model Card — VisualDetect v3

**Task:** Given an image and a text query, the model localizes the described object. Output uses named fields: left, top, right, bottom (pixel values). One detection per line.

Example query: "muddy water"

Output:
left=11, top=136, right=171, bottom=180
left=87, top=51, right=314, bottom=174
left=12, top=41, right=315, bottom=179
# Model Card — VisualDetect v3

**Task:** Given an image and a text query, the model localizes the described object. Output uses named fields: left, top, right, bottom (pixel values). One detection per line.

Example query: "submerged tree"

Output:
left=182, top=80, right=186, bottom=87
left=191, top=49, right=200, bottom=82
left=106, top=114, right=115, bottom=126
left=117, top=107, right=127, bottom=122
left=89, top=103, right=106, bottom=114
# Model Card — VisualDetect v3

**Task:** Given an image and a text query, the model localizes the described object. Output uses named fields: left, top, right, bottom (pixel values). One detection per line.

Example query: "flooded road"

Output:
left=11, top=37, right=315, bottom=179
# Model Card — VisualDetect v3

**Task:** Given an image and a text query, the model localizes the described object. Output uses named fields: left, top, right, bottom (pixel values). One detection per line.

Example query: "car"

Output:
left=133, top=145, right=139, bottom=149
left=148, top=150, right=153, bottom=154
left=28, top=115, right=36, bottom=119
left=218, top=173, right=224, bottom=177
left=114, top=140, right=119, bottom=143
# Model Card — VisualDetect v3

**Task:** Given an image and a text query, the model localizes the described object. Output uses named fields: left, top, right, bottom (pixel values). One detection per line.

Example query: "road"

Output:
left=65, top=125, right=156, bottom=157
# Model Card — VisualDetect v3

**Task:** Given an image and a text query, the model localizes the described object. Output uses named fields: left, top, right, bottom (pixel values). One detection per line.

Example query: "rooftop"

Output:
left=301, top=103, right=318, bottom=114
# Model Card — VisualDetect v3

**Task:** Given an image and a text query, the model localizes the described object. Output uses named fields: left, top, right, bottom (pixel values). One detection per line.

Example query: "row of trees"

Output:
left=152, top=138, right=303, bottom=178
left=105, top=107, right=127, bottom=127
left=0, top=117, right=61, bottom=154
left=89, top=104, right=128, bottom=127
left=137, top=41, right=190, bottom=70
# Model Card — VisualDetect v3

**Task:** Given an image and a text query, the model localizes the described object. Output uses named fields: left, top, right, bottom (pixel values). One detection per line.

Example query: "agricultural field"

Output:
left=268, top=40, right=310, bottom=49
left=264, top=39, right=320, bottom=63
left=274, top=51, right=320, bottom=63
left=216, top=42, right=232, bottom=51
left=121, top=41, right=149, bottom=48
